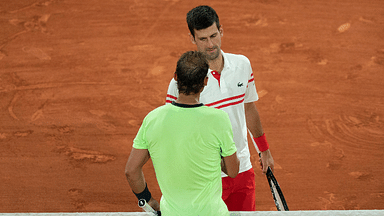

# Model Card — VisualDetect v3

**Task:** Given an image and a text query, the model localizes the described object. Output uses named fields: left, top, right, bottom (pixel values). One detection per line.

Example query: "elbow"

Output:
left=125, top=165, right=134, bottom=180
left=125, top=168, right=130, bottom=179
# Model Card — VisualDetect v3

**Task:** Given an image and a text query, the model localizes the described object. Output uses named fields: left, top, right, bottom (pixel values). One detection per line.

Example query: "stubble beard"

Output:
left=205, top=46, right=220, bottom=61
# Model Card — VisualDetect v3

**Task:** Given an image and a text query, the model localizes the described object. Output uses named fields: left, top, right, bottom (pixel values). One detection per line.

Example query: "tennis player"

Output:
left=125, top=51, right=239, bottom=215
left=165, top=5, right=275, bottom=211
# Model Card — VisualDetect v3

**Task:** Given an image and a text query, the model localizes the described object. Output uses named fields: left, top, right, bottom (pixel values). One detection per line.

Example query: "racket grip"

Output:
left=138, top=199, right=161, bottom=216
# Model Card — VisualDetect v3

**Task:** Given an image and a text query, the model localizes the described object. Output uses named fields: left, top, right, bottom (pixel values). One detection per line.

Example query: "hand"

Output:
left=259, top=149, right=274, bottom=174
left=147, top=197, right=160, bottom=212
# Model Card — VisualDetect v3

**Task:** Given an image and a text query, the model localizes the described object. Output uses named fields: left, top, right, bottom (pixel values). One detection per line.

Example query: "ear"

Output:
left=189, top=33, right=196, bottom=45
left=219, top=25, right=224, bottom=37
left=174, top=72, right=178, bottom=81
left=204, top=76, right=208, bottom=86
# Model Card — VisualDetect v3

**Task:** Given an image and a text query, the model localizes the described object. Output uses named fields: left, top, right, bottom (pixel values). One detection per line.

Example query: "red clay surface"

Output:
left=1, top=0, right=383, bottom=213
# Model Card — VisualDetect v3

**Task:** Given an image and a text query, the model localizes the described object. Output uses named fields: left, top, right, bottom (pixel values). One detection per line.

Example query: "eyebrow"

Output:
left=198, top=33, right=217, bottom=40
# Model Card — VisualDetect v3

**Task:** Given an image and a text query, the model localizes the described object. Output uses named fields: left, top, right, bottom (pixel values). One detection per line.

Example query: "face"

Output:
left=190, top=23, right=223, bottom=61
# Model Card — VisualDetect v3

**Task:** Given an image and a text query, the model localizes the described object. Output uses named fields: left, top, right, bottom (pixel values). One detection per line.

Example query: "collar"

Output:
left=171, top=101, right=204, bottom=108
left=208, top=50, right=231, bottom=75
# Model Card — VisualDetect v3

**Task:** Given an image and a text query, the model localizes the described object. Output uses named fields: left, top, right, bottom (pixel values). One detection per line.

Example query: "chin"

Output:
left=206, top=51, right=220, bottom=60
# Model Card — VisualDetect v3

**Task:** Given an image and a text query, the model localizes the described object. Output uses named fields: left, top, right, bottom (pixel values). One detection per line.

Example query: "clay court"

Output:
left=1, top=0, right=383, bottom=213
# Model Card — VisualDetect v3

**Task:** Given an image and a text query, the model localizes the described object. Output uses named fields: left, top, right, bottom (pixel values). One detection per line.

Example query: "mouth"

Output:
left=207, top=48, right=216, bottom=53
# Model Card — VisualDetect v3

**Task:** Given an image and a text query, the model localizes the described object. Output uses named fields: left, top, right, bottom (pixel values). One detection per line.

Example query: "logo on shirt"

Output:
left=237, top=82, right=244, bottom=87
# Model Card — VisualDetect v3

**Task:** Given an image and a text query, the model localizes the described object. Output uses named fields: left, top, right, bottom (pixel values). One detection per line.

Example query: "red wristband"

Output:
left=253, top=133, right=269, bottom=152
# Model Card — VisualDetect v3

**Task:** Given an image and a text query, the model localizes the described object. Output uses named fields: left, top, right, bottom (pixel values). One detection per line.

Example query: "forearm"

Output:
left=245, top=102, right=271, bottom=153
left=125, top=167, right=146, bottom=194
left=221, top=152, right=240, bottom=178
left=125, top=148, right=150, bottom=194
left=244, top=102, right=275, bottom=172
left=245, top=102, right=264, bottom=137
left=126, top=169, right=155, bottom=207
left=125, top=149, right=159, bottom=210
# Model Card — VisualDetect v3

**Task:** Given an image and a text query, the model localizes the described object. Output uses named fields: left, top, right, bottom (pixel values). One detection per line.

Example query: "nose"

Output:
left=207, top=38, right=214, bottom=48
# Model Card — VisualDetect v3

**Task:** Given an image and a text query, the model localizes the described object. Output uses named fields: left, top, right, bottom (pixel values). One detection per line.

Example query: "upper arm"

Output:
left=125, top=148, right=150, bottom=175
left=243, top=57, right=259, bottom=103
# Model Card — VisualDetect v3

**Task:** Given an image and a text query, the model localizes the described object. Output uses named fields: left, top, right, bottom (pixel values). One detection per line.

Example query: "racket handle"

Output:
left=138, top=199, right=161, bottom=216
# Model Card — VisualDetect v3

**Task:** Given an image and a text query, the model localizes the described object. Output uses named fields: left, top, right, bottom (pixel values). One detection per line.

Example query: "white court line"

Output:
left=1, top=210, right=383, bottom=216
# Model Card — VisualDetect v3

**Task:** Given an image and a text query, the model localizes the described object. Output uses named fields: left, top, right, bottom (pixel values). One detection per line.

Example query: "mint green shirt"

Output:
left=133, top=103, right=237, bottom=215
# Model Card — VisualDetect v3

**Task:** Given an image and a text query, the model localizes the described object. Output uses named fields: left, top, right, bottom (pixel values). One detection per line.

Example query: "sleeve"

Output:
left=132, top=117, right=149, bottom=149
left=219, top=112, right=238, bottom=157
left=244, top=59, right=259, bottom=103
left=165, top=78, right=179, bottom=104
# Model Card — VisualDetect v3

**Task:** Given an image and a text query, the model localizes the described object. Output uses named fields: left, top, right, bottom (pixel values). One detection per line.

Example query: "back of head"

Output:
left=186, top=5, right=220, bottom=37
left=175, top=51, right=209, bottom=95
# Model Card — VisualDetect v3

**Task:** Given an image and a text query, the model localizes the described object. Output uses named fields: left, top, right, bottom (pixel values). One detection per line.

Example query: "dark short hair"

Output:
left=175, top=51, right=209, bottom=95
left=186, top=5, right=220, bottom=38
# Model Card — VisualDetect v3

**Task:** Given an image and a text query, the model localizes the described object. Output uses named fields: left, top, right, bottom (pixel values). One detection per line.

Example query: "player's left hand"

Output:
left=259, top=149, right=274, bottom=174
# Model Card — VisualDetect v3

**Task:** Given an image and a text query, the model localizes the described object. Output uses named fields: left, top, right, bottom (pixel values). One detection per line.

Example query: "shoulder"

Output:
left=223, top=52, right=251, bottom=65
left=168, top=78, right=177, bottom=86
left=145, top=104, right=170, bottom=119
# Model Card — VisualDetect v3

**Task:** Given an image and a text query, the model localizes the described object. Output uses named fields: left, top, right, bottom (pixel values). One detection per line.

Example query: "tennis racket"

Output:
left=248, top=130, right=289, bottom=211
left=138, top=199, right=161, bottom=216
left=265, top=166, right=289, bottom=211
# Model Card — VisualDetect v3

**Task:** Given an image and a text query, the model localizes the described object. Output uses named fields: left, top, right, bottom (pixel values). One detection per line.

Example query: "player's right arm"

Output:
left=125, top=148, right=160, bottom=211
left=126, top=117, right=160, bottom=212
left=221, top=153, right=239, bottom=178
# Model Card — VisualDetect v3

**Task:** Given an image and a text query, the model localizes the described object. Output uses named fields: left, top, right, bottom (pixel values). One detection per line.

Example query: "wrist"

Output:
left=133, top=183, right=152, bottom=202
left=253, top=133, right=269, bottom=152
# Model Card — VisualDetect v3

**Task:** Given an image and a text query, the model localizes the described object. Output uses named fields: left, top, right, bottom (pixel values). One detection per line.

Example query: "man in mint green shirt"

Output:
left=125, top=51, right=239, bottom=215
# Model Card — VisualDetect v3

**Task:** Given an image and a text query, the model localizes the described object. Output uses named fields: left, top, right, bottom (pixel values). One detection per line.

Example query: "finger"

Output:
left=262, top=165, right=268, bottom=174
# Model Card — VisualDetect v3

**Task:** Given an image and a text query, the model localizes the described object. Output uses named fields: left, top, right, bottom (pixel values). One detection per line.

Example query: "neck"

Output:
left=209, top=53, right=224, bottom=74
left=176, top=93, right=201, bottom=105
